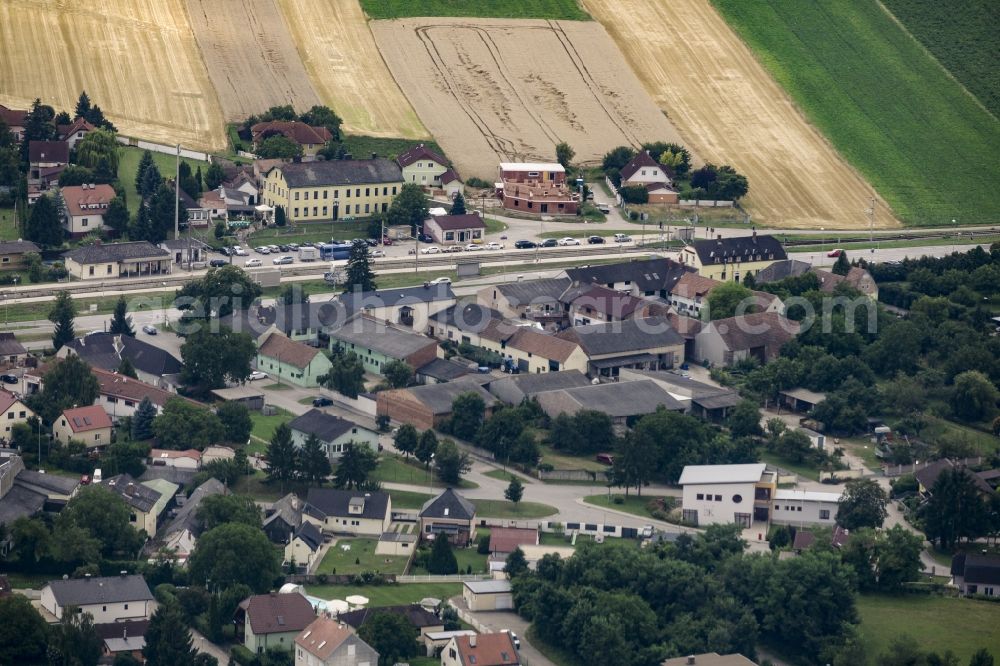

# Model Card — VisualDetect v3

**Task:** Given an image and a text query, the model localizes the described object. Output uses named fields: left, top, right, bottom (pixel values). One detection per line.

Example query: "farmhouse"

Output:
left=237, top=591, right=317, bottom=655
left=497, top=162, right=578, bottom=215
left=61, top=183, right=117, bottom=236
left=328, top=315, right=438, bottom=376
left=53, top=405, right=113, bottom=448
left=302, top=488, right=392, bottom=536
left=694, top=312, right=800, bottom=367
left=397, top=143, right=450, bottom=187
left=420, top=488, right=477, bottom=546
left=339, top=283, right=455, bottom=333
left=295, top=617, right=380, bottom=666
left=40, top=574, right=154, bottom=624
left=63, top=241, right=171, bottom=280
left=0, top=240, right=40, bottom=271
left=477, top=278, right=571, bottom=322
left=556, top=316, right=685, bottom=378
left=424, top=213, right=486, bottom=245
left=256, top=332, right=333, bottom=389
left=288, top=409, right=379, bottom=462
left=61, top=333, right=183, bottom=389
left=680, top=233, right=787, bottom=282
left=261, top=159, right=403, bottom=224
left=376, top=380, right=497, bottom=431
left=250, top=120, right=332, bottom=158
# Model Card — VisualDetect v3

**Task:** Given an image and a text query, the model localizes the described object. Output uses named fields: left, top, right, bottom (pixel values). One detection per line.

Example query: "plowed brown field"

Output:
left=276, top=0, right=428, bottom=139
left=582, top=0, right=898, bottom=229
left=0, top=0, right=226, bottom=151
left=186, top=0, right=321, bottom=122
left=372, top=18, right=687, bottom=180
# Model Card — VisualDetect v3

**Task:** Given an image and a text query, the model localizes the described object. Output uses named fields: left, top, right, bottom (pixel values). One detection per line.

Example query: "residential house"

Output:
left=256, top=331, right=333, bottom=388
left=28, top=140, right=68, bottom=185
left=644, top=181, right=680, bottom=204
left=284, top=521, right=323, bottom=570
left=250, top=120, right=332, bottom=158
left=812, top=266, right=879, bottom=300
left=564, top=258, right=693, bottom=299
left=951, top=553, right=1000, bottom=597
left=61, top=333, right=183, bottom=390
left=752, top=259, right=812, bottom=285
left=914, top=459, right=993, bottom=497
left=225, top=172, right=261, bottom=205
left=264, top=493, right=303, bottom=543
left=160, top=237, right=211, bottom=266
left=680, top=232, right=787, bottom=282
left=669, top=273, right=722, bottom=318
left=199, top=188, right=227, bottom=219
left=415, top=357, right=475, bottom=385
left=440, top=169, right=463, bottom=198
left=148, top=448, right=201, bottom=470
left=61, top=183, right=117, bottom=236
left=556, top=316, right=686, bottom=378
left=617, top=368, right=741, bottom=421
left=533, top=379, right=685, bottom=429
left=339, top=283, right=456, bottom=333
left=428, top=302, right=510, bottom=347
left=498, top=327, right=588, bottom=375
left=40, top=574, right=154, bottom=624
left=328, top=315, right=438, bottom=376
left=288, top=409, right=379, bottom=462
left=63, top=241, right=171, bottom=280
left=0, top=456, right=78, bottom=531
left=419, top=488, right=476, bottom=546
left=442, top=632, right=520, bottom=666
left=397, top=144, right=450, bottom=188
left=619, top=151, right=678, bottom=204
left=339, top=604, right=443, bottom=641
left=302, top=488, right=392, bottom=536
left=678, top=464, right=775, bottom=528
left=662, top=653, right=758, bottom=666
left=295, top=616, right=380, bottom=666
left=792, top=526, right=852, bottom=553
left=56, top=117, right=97, bottom=150
left=0, top=240, right=41, bottom=272
left=770, top=489, right=842, bottom=527
left=0, top=389, right=35, bottom=439
left=566, top=284, right=654, bottom=325
left=95, top=618, right=148, bottom=662
left=91, top=368, right=195, bottom=420
left=376, top=379, right=497, bottom=431
left=237, top=591, right=317, bottom=655
left=262, top=159, right=404, bottom=223
left=694, top=312, right=799, bottom=367
left=0, top=105, right=27, bottom=142
left=53, top=405, right=113, bottom=448
left=216, top=185, right=255, bottom=217
left=220, top=300, right=340, bottom=346
left=102, top=474, right=165, bottom=536
left=425, top=213, right=486, bottom=245
left=149, top=478, right=226, bottom=564
left=486, top=370, right=590, bottom=405
left=477, top=278, right=571, bottom=323
left=497, top=162, right=578, bottom=215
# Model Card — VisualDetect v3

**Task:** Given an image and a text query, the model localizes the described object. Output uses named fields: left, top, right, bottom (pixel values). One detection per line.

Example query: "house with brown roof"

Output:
left=619, top=151, right=678, bottom=203
left=397, top=144, right=450, bottom=188
left=377, top=379, right=497, bottom=431
left=566, top=284, right=654, bottom=325
left=148, top=448, right=201, bottom=470
left=256, top=331, right=333, bottom=388
left=669, top=273, right=783, bottom=318
left=440, top=168, right=463, bottom=198
left=237, top=591, right=317, bottom=655
left=694, top=312, right=799, bottom=367
left=487, top=527, right=539, bottom=556
left=28, top=140, right=68, bottom=185
left=295, top=616, right=380, bottom=666
left=424, top=213, right=486, bottom=245
left=0, top=240, right=41, bottom=272
left=504, top=327, right=588, bottom=374
left=442, top=632, right=520, bottom=666
left=57, top=117, right=97, bottom=150
left=0, top=332, right=28, bottom=366
left=250, top=121, right=332, bottom=158
left=60, top=183, right=118, bottom=236
left=53, top=405, right=113, bottom=448
left=0, top=105, right=27, bottom=142
left=0, top=390, right=35, bottom=440
left=812, top=266, right=879, bottom=300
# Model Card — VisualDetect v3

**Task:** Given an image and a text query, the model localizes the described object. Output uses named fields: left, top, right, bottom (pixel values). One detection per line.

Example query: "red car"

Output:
left=827, top=248, right=844, bottom=257
left=382, top=237, right=393, bottom=246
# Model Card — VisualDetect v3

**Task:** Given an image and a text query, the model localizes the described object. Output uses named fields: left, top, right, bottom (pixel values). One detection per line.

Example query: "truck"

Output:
left=299, top=246, right=319, bottom=262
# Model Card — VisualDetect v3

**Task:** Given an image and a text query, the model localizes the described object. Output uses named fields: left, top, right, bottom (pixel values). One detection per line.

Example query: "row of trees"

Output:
left=601, top=142, right=748, bottom=201
left=393, top=423, right=471, bottom=485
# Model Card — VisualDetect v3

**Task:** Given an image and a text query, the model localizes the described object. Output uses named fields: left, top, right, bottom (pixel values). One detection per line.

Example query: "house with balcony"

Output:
left=497, top=162, right=578, bottom=215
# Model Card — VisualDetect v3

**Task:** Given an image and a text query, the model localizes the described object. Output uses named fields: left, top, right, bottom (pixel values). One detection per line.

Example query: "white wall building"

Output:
left=770, top=489, right=842, bottom=527
left=40, top=574, right=154, bottom=623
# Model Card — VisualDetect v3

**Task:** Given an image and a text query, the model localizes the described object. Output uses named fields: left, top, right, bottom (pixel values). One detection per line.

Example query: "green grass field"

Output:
left=856, top=594, right=1000, bottom=662
left=117, top=146, right=206, bottom=215
left=583, top=494, right=675, bottom=520
left=315, top=538, right=410, bottom=575
left=373, top=455, right=478, bottom=489
left=388, top=489, right=436, bottom=510
left=248, top=407, right=293, bottom=452
left=340, top=135, right=446, bottom=164
left=305, top=582, right=462, bottom=607
left=0, top=207, right=19, bottom=240
left=360, top=0, right=588, bottom=20
left=711, top=0, right=1000, bottom=226
left=881, top=0, right=1000, bottom=117
left=472, top=499, right=558, bottom=519
left=410, top=546, right=488, bottom=575
left=248, top=220, right=372, bottom=246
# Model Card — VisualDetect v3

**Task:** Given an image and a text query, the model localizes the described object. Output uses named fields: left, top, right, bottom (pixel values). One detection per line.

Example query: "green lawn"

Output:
left=472, top=499, right=558, bottom=519
left=305, top=582, right=462, bottom=607
left=537, top=444, right=608, bottom=473
left=359, top=0, right=589, bottom=20
left=482, top=468, right=532, bottom=484
left=388, top=489, right=436, bottom=510
left=1, top=290, right=174, bottom=325
left=583, top=493, right=675, bottom=520
left=483, top=217, right=508, bottom=234
left=786, top=234, right=1000, bottom=254
left=373, top=455, right=478, bottom=489
left=711, top=0, right=1000, bottom=226
left=117, top=146, right=206, bottom=214
left=410, top=546, right=489, bottom=575
left=758, top=451, right=821, bottom=481
left=921, top=416, right=999, bottom=456
left=249, top=220, right=372, bottom=247
left=230, top=470, right=287, bottom=501
left=0, top=207, right=19, bottom=240
left=315, top=538, right=409, bottom=576
left=340, top=135, right=446, bottom=164
left=857, top=593, right=1000, bottom=662
left=249, top=407, right=294, bottom=453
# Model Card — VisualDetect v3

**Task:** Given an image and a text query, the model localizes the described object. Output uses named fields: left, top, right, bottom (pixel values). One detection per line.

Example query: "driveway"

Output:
left=190, top=627, right=230, bottom=664
left=450, top=595, right=555, bottom=666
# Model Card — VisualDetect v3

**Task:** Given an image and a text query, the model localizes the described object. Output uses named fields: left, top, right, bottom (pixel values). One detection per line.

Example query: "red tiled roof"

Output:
left=258, top=332, right=323, bottom=370
left=396, top=143, right=447, bottom=168
left=62, top=184, right=116, bottom=217
left=489, top=527, right=538, bottom=554
left=251, top=121, right=331, bottom=146
left=240, top=592, right=315, bottom=635
left=150, top=448, right=201, bottom=461
left=440, top=168, right=460, bottom=184
left=92, top=367, right=196, bottom=409
left=672, top=273, right=721, bottom=299
left=0, top=105, right=27, bottom=127
left=508, top=327, right=580, bottom=363
left=455, top=633, right=519, bottom=666
left=431, top=214, right=486, bottom=231
left=58, top=117, right=97, bottom=140
left=0, top=389, right=24, bottom=414
left=62, top=405, right=112, bottom=433
left=295, top=617, right=353, bottom=659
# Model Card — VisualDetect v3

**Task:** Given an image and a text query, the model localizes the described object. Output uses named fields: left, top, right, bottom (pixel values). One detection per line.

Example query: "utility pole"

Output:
left=864, top=196, right=875, bottom=244
left=174, top=144, right=181, bottom=241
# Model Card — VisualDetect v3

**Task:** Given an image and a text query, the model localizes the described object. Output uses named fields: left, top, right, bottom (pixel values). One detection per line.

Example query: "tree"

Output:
left=726, top=400, right=763, bottom=438
left=333, top=442, right=378, bottom=489
left=923, top=468, right=989, bottom=549
left=196, top=494, right=261, bottom=532
left=75, top=91, right=92, bottom=119
left=266, top=423, right=298, bottom=491
left=415, top=429, right=438, bottom=469
left=837, top=478, right=888, bottom=530
left=135, top=150, right=155, bottom=194
left=102, top=440, right=149, bottom=478
left=49, top=290, right=77, bottom=350
left=204, top=162, right=224, bottom=191
left=58, top=485, right=143, bottom=555
left=176, top=264, right=262, bottom=318
left=614, top=431, right=657, bottom=496
left=274, top=204, right=286, bottom=227
left=300, top=105, right=343, bottom=139
left=450, top=192, right=467, bottom=215
left=449, top=392, right=486, bottom=440
left=28, top=354, right=100, bottom=424
left=345, top=239, right=376, bottom=292
left=180, top=326, right=256, bottom=394
left=394, top=424, right=418, bottom=458
left=103, top=196, right=129, bottom=236
left=602, top=146, right=636, bottom=172
left=279, top=282, right=309, bottom=306
left=387, top=183, right=429, bottom=234
left=434, top=439, right=470, bottom=486
left=257, top=135, right=303, bottom=159
left=505, top=547, right=529, bottom=578
left=117, top=358, right=138, bottom=377
left=58, top=164, right=96, bottom=186
left=427, top=533, right=458, bottom=574
left=505, top=475, right=524, bottom=508
left=178, top=161, right=200, bottom=199
left=108, top=295, right=135, bottom=336
left=705, top=282, right=755, bottom=320
left=154, top=398, right=225, bottom=450
left=189, top=522, right=281, bottom=592
left=142, top=603, right=198, bottom=666
left=555, top=142, right=575, bottom=170
left=0, top=594, right=49, bottom=664
left=873, top=525, right=924, bottom=590
left=320, top=347, right=366, bottom=399
left=356, top=612, right=419, bottom=666
left=21, top=99, right=56, bottom=161
left=299, top=433, right=332, bottom=485
left=47, top=606, right=103, bottom=666
left=950, top=370, right=998, bottom=422
left=969, top=650, right=995, bottom=666
left=832, top=252, right=851, bottom=276
left=75, top=128, right=120, bottom=180
left=382, top=360, right=413, bottom=389
left=217, top=401, right=253, bottom=443
left=26, top=193, right=63, bottom=246
left=548, top=410, right=615, bottom=455
left=148, top=183, right=187, bottom=243
left=131, top=397, right=157, bottom=440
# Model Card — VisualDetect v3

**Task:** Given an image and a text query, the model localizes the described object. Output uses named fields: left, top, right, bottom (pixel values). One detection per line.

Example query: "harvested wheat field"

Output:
left=276, top=0, right=428, bottom=139
left=372, top=18, right=685, bottom=180
left=582, top=0, right=898, bottom=229
left=0, top=0, right=226, bottom=151
left=186, top=0, right=321, bottom=121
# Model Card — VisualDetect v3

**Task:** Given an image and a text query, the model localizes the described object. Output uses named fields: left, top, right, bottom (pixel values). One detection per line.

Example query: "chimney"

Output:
left=686, top=657, right=696, bottom=665
left=470, top=635, right=477, bottom=648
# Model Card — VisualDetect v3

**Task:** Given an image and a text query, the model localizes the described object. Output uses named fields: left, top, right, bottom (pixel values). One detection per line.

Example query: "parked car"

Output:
left=245, top=258, right=262, bottom=268
left=587, top=235, right=605, bottom=244
left=1, top=374, right=19, bottom=384
left=287, top=243, right=300, bottom=250
left=141, top=325, right=157, bottom=335
left=827, top=248, right=845, bottom=257
left=614, top=233, right=632, bottom=243
left=232, top=246, right=247, bottom=256
left=272, top=255, right=294, bottom=265
left=418, top=233, right=434, bottom=243
left=209, top=259, right=227, bottom=268
left=382, top=237, right=393, bottom=246
left=464, top=243, right=483, bottom=251
left=429, top=277, right=451, bottom=285
left=541, top=238, right=559, bottom=248
left=277, top=244, right=290, bottom=252
left=442, top=245, right=463, bottom=253
left=313, top=396, right=333, bottom=407
left=597, top=204, right=611, bottom=214
left=370, top=249, right=386, bottom=258
left=218, top=247, right=232, bottom=256
left=248, top=371, right=268, bottom=381
left=514, top=239, right=536, bottom=249
left=420, top=246, right=441, bottom=255
left=484, top=241, right=504, bottom=250
left=557, top=237, right=581, bottom=246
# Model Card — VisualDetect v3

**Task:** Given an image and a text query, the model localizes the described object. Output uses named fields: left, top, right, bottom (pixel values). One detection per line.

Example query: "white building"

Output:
left=40, top=574, right=154, bottom=623
left=770, top=489, right=842, bottom=527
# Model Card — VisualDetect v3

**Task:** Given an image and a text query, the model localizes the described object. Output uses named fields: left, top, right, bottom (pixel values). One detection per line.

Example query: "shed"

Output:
left=211, top=385, right=266, bottom=411
left=779, top=388, right=827, bottom=413
left=462, top=579, right=513, bottom=611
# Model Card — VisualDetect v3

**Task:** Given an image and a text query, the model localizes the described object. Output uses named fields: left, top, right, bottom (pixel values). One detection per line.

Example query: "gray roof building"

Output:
left=45, top=574, right=153, bottom=607
left=487, top=370, right=591, bottom=405
left=329, top=316, right=437, bottom=360
left=104, top=474, right=161, bottom=513
left=402, top=380, right=498, bottom=415
left=304, top=488, right=390, bottom=521
left=159, top=478, right=226, bottom=537
left=270, top=158, right=402, bottom=188
left=565, top=258, right=692, bottom=295
left=288, top=410, right=360, bottom=443
left=15, top=468, right=81, bottom=497
left=416, top=358, right=475, bottom=382
left=292, top=521, right=323, bottom=552
left=752, top=259, right=812, bottom=284
left=496, top=277, right=571, bottom=307
left=0, top=240, right=41, bottom=255
left=534, top=379, right=685, bottom=420
left=64, top=241, right=169, bottom=265
left=340, top=283, right=455, bottom=315
left=557, top=316, right=684, bottom=356
left=430, top=303, right=505, bottom=332
left=688, top=234, right=787, bottom=266
left=420, top=488, right=476, bottom=520
left=64, top=332, right=182, bottom=377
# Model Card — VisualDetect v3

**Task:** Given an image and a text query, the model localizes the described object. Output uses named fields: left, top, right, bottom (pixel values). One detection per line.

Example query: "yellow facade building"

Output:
left=680, top=232, right=788, bottom=283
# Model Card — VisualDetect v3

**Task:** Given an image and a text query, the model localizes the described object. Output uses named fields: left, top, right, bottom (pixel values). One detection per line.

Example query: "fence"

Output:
left=396, top=574, right=491, bottom=583
left=115, top=135, right=210, bottom=162
left=677, top=199, right=735, bottom=208
left=883, top=456, right=984, bottom=478
left=536, top=468, right=602, bottom=482
left=819, top=469, right=866, bottom=482
left=237, top=150, right=259, bottom=160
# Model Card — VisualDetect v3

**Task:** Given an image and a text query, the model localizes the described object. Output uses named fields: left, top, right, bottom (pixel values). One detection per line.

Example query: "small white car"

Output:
left=429, top=277, right=452, bottom=285
left=248, top=371, right=267, bottom=381
left=484, top=241, right=504, bottom=250
left=245, top=258, right=262, bottom=268
left=233, top=246, right=248, bottom=256
left=272, top=255, right=294, bottom=265
left=464, top=243, right=483, bottom=251
left=370, top=249, right=386, bottom=258
left=557, top=237, right=581, bottom=246
left=420, top=246, right=441, bottom=255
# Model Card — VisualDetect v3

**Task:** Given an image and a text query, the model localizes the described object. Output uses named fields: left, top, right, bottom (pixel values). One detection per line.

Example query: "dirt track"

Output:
left=0, top=0, right=226, bottom=151
left=372, top=18, right=686, bottom=180
left=276, top=0, right=428, bottom=139
left=583, top=0, right=899, bottom=229
left=186, top=0, right=320, bottom=122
